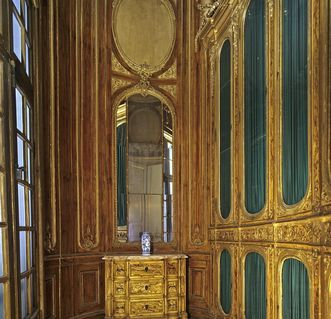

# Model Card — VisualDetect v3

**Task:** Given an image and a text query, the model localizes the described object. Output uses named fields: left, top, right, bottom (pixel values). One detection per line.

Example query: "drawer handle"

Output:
left=144, top=266, right=149, bottom=272
left=145, top=285, right=149, bottom=290
left=144, top=304, right=149, bottom=310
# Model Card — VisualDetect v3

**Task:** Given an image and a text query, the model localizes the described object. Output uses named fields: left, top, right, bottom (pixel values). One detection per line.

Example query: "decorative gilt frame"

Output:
left=275, top=247, right=318, bottom=319
left=275, top=0, right=314, bottom=218
left=239, top=245, right=273, bottom=319
left=111, top=0, right=176, bottom=75
left=214, top=33, right=234, bottom=225
left=215, top=244, right=237, bottom=318
left=239, top=0, right=272, bottom=223
left=111, top=87, right=178, bottom=250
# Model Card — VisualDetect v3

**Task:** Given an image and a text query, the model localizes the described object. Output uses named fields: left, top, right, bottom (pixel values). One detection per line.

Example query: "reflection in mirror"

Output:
left=116, top=94, right=174, bottom=243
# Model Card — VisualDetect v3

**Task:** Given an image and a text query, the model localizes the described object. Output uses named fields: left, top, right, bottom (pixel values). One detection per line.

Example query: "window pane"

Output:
left=25, top=43, right=29, bottom=76
left=15, top=89, right=23, bottom=132
left=220, top=39, right=231, bottom=219
left=0, top=283, right=4, bottom=319
left=26, top=104, right=31, bottom=141
left=0, top=229, right=3, bottom=276
left=12, top=13, right=22, bottom=61
left=12, top=0, right=21, bottom=12
left=0, top=118, right=4, bottom=167
left=0, top=172, right=6, bottom=222
left=19, top=231, right=27, bottom=273
left=18, top=183, right=25, bottom=226
left=28, top=188, right=32, bottom=226
left=21, top=278, right=28, bottom=318
left=17, top=136, right=24, bottom=172
left=24, top=1, right=28, bottom=30
left=26, top=146, right=31, bottom=184
left=244, top=0, right=266, bottom=214
left=29, top=231, right=33, bottom=268
left=282, top=0, right=308, bottom=205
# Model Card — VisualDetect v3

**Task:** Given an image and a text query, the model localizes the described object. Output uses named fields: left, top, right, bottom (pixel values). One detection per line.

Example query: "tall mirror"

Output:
left=115, top=94, right=174, bottom=244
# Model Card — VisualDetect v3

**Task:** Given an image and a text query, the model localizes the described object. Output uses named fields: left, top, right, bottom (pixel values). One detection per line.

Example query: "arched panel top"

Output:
left=112, top=0, right=176, bottom=74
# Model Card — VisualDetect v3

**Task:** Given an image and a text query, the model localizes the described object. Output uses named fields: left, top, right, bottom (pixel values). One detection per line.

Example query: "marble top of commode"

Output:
left=102, top=253, right=188, bottom=260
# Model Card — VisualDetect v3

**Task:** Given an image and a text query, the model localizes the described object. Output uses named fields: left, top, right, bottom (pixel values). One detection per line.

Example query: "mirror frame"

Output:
left=112, top=88, right=178, bottom=251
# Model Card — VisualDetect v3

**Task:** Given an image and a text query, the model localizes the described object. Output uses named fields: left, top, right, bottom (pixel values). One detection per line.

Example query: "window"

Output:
left=0, top=0, right=39, bottom=317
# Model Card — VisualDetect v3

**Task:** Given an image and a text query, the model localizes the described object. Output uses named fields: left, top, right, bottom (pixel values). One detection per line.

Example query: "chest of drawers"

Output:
left=103, top=254, right=188, bottom=318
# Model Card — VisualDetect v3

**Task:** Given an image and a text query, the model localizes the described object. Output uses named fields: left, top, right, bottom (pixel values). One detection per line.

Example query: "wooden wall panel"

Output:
left=188, top=254, right=212, bottom=317
left=45, top=260, right=59, bottom=319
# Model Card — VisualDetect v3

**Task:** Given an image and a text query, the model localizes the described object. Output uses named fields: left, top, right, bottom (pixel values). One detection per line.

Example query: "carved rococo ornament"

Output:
left=112, top=77, right=131, bottom=93
left=81, top=225, right=97, bottom=250
left=195, top=0, right=223, bottom=51
left=44, top=223, right=55, bottom=253
left=134, top=64, right=154, bottom=97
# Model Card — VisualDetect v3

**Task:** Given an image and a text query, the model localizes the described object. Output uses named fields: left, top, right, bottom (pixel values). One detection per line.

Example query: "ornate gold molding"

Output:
left=111, top=77, right=131, bottom=93
left=111, top=52, right=131, bottom=76
left=195, top=0, right=224, bottom=51
left=159, top=61, right=177, bottom=79
left=215, top=229, right=239, bottom=242
left=240, top=225, right=274, bottom=242
left=159, top=84, right=177, bottom=99
left=275, top=222, right=322, bottom=245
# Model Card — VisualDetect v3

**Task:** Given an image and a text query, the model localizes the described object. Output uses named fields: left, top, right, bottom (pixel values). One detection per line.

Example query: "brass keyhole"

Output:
left=145, top=285, right=149, bottom=290
left=144, top=304, right=149, bottom=310
left=145, top=266, right=149, bottom=272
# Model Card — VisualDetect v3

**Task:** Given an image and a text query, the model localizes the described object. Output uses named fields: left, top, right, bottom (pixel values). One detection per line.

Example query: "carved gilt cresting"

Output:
left=103, top=254, right=188, bottom=318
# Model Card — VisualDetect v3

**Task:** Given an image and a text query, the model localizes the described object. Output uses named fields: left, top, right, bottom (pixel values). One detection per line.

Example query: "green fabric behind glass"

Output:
left=282, top=258, right=310, bottom=319
left=220, top=40, right=231, bottom=219
left=282, top=0, right=308, bottom=205
left=220, top=249, right=231, bottom=314
left=117, top=123, right=127, bottom=226
left=245, top=252, right=266, bottom=319
left=244, top=0, right=266, bottom=214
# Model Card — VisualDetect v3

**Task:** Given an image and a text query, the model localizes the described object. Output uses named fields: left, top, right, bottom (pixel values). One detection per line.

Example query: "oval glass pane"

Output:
left=282, top=0, right=308, bottom=205
left=245, top=252, right=266, bottom=319
left=282, top=258, right=310, bottom=319
left=112, top=0, right=175, bottom=72
left=219, top=40, right=232, bottom=219
left=244, top=0, right=266, bottom=214
left=220, top=249, right=232, bottom=314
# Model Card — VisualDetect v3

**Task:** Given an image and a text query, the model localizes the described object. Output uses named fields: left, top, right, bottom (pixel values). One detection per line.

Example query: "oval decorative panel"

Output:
left=112, top=0, right=176, bottom=73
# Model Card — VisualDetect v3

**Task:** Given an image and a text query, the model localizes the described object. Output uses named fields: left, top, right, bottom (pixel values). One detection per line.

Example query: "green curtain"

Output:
left=244, top=0, right=266, bottom=214
left=282, top=0, right=308, bottom=205
left=220, top=249, right=231, bottom=314
left=282, top=258, right=310, bottom=319
left=245, top=252, right=266, bottom=319
left=220, top=40, right=231, bottom=219
left=117, top=123, right=127, bottom=226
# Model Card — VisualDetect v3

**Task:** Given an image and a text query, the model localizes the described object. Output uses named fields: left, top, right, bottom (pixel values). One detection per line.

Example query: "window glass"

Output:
left=12, top=13, right=22, bottom=61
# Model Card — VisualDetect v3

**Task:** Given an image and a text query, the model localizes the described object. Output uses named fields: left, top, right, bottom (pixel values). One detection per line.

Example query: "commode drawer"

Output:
left=129, top=280, right=164, bottom=296
left=129, top=299, right=164, bottom=317
left=129, top=261, right=164, bottom=277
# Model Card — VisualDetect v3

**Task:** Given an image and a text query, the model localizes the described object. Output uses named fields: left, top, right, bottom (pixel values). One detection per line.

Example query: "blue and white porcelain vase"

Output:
left=141, top=232, right=151, bottom=256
